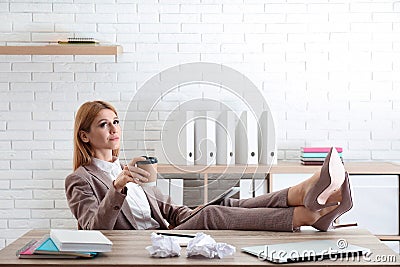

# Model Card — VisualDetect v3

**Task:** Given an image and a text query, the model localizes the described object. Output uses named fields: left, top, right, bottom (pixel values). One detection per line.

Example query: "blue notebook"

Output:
left=34, top=235, right=97, bottom=258
left=301, top=152, right=343, bottom=158
left=35, top=237, right=58, bottom=252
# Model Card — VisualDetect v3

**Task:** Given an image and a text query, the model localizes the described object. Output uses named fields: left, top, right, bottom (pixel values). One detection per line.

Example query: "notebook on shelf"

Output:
left=58, top=38, right=99, bottom=44
left=301, top=147, right=343, bottom=153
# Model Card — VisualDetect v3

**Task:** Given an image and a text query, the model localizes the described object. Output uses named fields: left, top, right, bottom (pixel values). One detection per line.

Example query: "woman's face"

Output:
left=81, top=108, right=120, bottom=159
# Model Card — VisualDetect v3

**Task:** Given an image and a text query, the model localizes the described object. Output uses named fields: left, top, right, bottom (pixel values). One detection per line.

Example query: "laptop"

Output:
left=241, top=240, right=370, bottom=264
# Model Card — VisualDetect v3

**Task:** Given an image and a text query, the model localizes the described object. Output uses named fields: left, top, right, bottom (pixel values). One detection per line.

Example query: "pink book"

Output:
left=301, top=147, right=343, bottom=153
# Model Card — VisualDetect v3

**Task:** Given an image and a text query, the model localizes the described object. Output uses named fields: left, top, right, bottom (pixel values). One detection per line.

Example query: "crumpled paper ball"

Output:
left=146, top=232, right=181, bottom=258
left=186, top=232, right=236, bottom=259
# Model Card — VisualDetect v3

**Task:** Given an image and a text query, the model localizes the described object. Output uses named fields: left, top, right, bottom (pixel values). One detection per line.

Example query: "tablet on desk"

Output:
left=242, top=240, right=370, bottom=264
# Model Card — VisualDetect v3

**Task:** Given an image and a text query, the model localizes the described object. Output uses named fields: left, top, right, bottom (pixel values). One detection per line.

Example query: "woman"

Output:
left=65, top=100, right=353, bottom=232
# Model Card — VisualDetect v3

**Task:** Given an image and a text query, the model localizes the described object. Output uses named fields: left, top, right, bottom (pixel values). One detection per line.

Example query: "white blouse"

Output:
left=91, top=157, right=160, bottom=230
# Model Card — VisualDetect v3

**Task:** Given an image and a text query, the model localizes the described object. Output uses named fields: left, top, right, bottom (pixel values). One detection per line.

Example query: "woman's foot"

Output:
left=288, top=148, right=345, bottom=208
left=293, top=205, right=338, bottom=229
left=288, top=171, right=343, bottom=207
left=304, top=147, right=346, bottom=211
left=301, top=171, right=343, bottom=205
left=311, top=172, right=354, bottom=231
left=287, top=171, right=325, bottom=206
left=291, top=170, right=353, bottom=231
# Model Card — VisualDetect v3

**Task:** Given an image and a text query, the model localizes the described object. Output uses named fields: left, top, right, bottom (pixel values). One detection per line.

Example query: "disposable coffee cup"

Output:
left=136, top=156, right=158, bottom=186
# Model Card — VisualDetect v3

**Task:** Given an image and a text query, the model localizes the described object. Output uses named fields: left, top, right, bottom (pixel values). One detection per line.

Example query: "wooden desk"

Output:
left=0, top=228, right=398, bottom=266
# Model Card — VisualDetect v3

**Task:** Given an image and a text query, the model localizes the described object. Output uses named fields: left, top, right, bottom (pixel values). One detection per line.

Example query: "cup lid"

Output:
left=136, top=156, right=158, bottom=165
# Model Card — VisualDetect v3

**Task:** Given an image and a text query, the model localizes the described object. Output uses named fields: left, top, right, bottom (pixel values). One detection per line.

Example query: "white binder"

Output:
left=239, top=179, right=252, bottom=199
left=156, top=177, right=170, bottom=195
left=194, top=111, right=216, bottom=166
left=216, top=111, right=236, bottom=165
left=156, top=178, right=183, bottom=205
left=169, top=179, right=184, bottom=205
left=162, top=111, right=195, bottom=165
left=258, top=110, right=277, bottom=165
left=235, top=111, right=258, bottom=164
left=254, top=179, right=267, bottom=196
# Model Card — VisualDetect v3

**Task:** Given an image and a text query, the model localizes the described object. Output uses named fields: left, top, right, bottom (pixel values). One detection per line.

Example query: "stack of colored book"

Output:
left=301, top=147, right=343, bottom=166
left=16, top=229, right=112, bottom=259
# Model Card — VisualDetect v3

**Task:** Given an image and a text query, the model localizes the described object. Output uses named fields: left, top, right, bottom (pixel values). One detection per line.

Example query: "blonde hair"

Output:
left=73, top=101, right=119, bottom=170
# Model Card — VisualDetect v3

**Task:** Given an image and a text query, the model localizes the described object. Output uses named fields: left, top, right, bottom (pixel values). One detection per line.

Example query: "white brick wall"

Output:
left=1, top=0, right=400, bottom=249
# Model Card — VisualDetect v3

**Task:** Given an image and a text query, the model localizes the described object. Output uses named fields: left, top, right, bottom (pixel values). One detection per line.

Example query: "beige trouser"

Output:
left=175, top=188, right=295, bottom=232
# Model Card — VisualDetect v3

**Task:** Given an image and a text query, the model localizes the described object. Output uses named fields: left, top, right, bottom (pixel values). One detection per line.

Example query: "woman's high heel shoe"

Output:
left=304, top=147, right=346, bottom=211
left=312, top=172, right=354, bottom=231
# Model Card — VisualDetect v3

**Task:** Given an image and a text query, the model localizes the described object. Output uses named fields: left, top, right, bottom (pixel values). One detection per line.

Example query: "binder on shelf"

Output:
left=254, top=179, right=267, bottom=196
left=216, top=111, right=236, bottom=165
left=194, top=111, right=217, bottom=166
left=239, top=179, right=252, bottom=199
left=169, top=179, right=184, bottom=205
left=258, top=110, right=277, bottom=165
left=156, top=177, right=170, bottom=195
left=235, top=111, right=258, bottom=164
left=162, top=111, right=195, bottom=166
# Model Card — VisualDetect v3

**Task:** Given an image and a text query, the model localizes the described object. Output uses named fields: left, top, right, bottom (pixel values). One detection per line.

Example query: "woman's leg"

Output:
left=175, top=205, right=295, bottom=231
left=221, top=171, right=340, bottom=209
left=221, top=188, right=290, bottom=208
left=287, top=171, right=320, bottom=207
left=292, top=205, right=337, bottom=229
left=175, top=204, right=337, bottom=231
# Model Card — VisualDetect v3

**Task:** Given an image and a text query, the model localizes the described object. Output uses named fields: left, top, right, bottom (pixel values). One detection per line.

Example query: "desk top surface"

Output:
left=0, top=228, right=398, bottom=266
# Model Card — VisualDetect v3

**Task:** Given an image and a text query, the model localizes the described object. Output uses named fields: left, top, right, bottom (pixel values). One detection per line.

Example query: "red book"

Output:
left=301, top=147, right=343, bottom=153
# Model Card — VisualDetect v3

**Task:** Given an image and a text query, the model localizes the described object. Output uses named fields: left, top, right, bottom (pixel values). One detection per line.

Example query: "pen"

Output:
left=156, top=232, right=196, bottom=238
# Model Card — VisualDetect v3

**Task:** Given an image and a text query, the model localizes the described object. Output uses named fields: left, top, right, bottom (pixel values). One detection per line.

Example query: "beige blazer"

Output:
left=65, top=162, right=192, bottom=230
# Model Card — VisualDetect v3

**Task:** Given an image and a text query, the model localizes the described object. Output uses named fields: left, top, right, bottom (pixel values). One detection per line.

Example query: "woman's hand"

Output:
left=113, top=157, right=151, bottom=192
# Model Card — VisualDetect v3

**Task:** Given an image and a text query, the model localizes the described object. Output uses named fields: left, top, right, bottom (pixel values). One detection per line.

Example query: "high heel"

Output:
left=312, top=172, right=354, bottom=231
left=304, top=147, right=346, bottom=211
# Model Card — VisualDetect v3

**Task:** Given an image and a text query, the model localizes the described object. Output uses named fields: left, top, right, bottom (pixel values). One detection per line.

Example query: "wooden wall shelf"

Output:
left=0, top=45, right=122, bottom=55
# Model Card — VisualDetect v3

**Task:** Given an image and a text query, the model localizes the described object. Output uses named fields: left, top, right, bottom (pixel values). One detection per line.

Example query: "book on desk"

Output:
left=50, top=229, right=112, bottom=252
left=16, top=229, right=112, bottom=259
left=16, top=235, right=97, bottom=259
